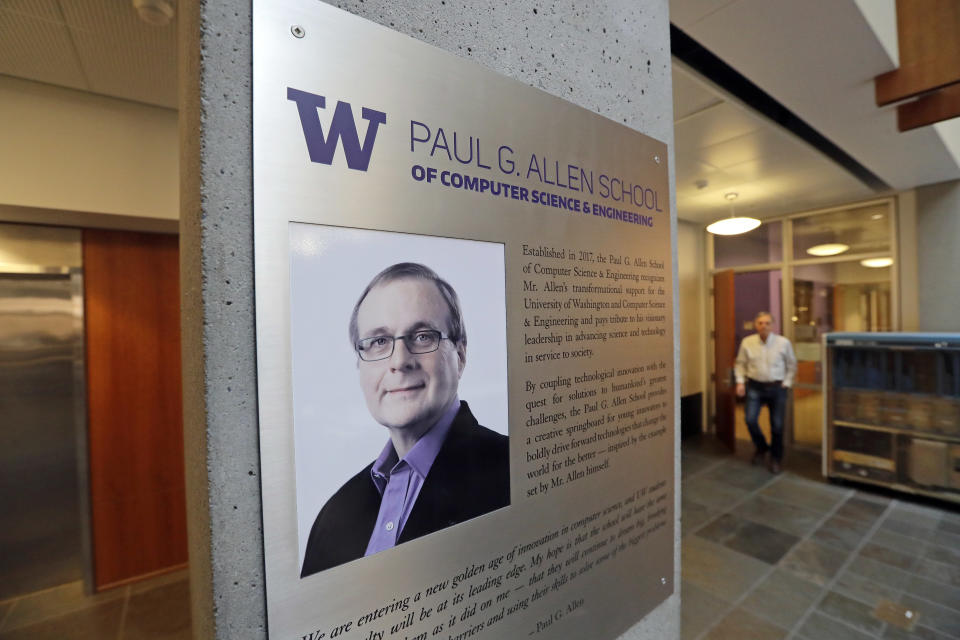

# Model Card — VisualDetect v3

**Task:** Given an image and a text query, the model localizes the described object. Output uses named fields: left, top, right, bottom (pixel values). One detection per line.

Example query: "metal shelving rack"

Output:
left=823, top=332, right=960, bottom=504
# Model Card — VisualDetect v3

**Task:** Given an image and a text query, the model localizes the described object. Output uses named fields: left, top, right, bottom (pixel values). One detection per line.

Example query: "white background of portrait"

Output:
left=289, top=222, right=508, bottom=564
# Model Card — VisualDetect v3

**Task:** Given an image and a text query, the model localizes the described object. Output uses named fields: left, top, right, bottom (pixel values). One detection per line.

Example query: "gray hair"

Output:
left=349, top=262, right=466, bottom=349
left=755, top=311, right=773, bottom=322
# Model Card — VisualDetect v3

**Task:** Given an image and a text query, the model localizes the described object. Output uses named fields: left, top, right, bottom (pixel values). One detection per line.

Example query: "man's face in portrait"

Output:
left=355, top=278, right=466, bottom=435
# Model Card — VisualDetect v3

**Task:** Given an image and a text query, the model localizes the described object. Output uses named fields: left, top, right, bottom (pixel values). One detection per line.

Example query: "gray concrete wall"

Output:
left=179, top=1, right=679, bottom=638
left=916, top=179, right=960, bottom=332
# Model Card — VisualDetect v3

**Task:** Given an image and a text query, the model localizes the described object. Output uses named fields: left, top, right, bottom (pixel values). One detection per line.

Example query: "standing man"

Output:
left=735, top=311, right=797, bottom=474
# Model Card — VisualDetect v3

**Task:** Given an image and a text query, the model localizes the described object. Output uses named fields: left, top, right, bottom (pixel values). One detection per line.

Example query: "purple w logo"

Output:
left=287, top=88, right=387, bottom=171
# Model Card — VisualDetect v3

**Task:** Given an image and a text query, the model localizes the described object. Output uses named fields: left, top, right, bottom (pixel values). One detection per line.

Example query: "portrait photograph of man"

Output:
left=288, top=224, right=510, bottom=577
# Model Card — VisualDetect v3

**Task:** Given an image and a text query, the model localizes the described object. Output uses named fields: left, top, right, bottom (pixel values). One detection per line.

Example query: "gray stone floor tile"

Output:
left=883, top=622, right=955, bottom=639
left=759, top=475, right=848, bottom=513
left=683, top=475, right=752, bottom=511
left=853, top=491, right=892, bottom=506
left=0, top=600, right=123, bottom=640
left=883, top=517, right=938, bottom=543
left=681, top=535, right=770, bottom=601
left=834, top=567, right=903, bottom=607
left=697, top=512, right=801, bottom=564
left=700, top=460, right=777, bottom=492
left=889, top=500, right=945, bottom=519
left=121, top=579, right=191, bottom=640
left=779, top=539, right=849, bottom=586
left=733, top=494, right=823, bottom=537
left=835, top=495, right=889, bottom=523
left=680, top=581, right=729, bottom=640
left=847, top=555, right=912, bottom=591
left=678, top=437, right=960, bottom=640
left=681, top=498, right=719, bottom=537
left=696, top=513, right=743, bottom=544
left=797, top=610, right=876, bottom=640
left=899, top=594, right=960, bottom=638
left=740, top=568, right=822, bottom=630
left=813, top=514, right=872, bottom=552
left=701, top=607, right=787, bottom=640
left=922, top=542, right=960, bottom=567
left=887, top=505, right=943, bottom=530
left=937, top=518, right=960, bottom=537
left=682, top=452, right=721, bottom=479
left=723, top=521, right=800, bottom=565
left=817, top=590, right=885, bottom=636
left=911, top=558, right=960, bottom=589
left=903, top=575, right=960, bottom=614
left=929, top=528, right=960, bottom=550
left=872, top=527, right=927, bottom=553
left=859, top=542, right=918, bottom=572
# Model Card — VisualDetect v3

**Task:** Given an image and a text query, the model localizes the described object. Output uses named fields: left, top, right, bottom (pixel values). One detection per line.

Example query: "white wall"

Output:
left=916, top=179, right=960, bottom=331
left=678, top=220, right=705, bottom=397
left=0, top=76, right=178, bottom=220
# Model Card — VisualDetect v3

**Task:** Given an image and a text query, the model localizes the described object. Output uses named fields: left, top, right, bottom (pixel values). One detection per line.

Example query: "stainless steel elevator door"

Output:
left=0, top=273, right=85, bottom=600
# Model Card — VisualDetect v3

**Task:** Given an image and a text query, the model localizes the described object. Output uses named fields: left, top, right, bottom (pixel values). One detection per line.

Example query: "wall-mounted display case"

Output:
left=824, top=333, right=960, bottom=503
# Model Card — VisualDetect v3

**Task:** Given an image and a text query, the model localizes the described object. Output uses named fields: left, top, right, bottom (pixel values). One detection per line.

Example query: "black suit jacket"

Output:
left=301, top=401, right=510, bottom=577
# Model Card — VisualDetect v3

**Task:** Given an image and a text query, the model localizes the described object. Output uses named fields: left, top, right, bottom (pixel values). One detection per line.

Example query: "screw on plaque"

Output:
left=291, top=25, right=305, bottom=38
left=654, top=155, right=661, bottom=164
left=660, top=577, right=667, bottom=585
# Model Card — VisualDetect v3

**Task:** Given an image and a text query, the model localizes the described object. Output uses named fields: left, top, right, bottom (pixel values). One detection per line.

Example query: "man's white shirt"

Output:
left=734, top=333, right=797, bottom=387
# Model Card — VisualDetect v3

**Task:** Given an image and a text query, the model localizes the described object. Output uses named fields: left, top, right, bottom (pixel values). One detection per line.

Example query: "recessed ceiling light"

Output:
left=861, top=257, right=893, bottom=268
left=871, top=213, right=884, bottom=220
left=807, top=243, right=849, bottom=257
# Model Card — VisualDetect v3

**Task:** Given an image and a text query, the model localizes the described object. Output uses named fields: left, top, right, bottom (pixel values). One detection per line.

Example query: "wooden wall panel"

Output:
left=83, top=229, right=186, bottom=590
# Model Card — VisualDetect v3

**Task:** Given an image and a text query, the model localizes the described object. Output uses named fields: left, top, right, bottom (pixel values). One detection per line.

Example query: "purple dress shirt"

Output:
left=363, top=396, right=460, bottom=556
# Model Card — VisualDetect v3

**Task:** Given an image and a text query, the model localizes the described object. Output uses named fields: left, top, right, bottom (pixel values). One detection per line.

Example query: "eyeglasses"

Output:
left=356, top=330, right=452, bottom=361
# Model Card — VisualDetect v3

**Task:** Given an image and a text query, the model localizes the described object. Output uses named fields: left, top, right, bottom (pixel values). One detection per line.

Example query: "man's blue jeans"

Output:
left=745, top=380, right=786, bottom=461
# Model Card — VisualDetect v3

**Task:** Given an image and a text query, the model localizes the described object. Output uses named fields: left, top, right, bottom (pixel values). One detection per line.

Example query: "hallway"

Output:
left=682, top=438, right=960, bottom=640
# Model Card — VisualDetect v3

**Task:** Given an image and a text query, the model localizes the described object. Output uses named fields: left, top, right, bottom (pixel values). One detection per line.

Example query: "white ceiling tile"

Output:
left=696, top=126, right=813, bottom=170
left=674, top=101, right=764, bottom=151
left=669, top=0, right=741, bottom=29
left=59, top=0, right=176, bottom=108
left=672, top=68, right=722, bottom=120
left=0, top=6, right=87, bottom=91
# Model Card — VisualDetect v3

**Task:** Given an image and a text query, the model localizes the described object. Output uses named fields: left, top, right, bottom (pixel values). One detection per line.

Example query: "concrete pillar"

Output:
left=179, top=1, right=679, bottom=638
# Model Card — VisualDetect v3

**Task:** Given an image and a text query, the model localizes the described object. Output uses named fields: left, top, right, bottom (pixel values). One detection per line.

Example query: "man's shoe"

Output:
left=768, top=459, right=782, bottom=474
left=751, top=450, right=766, bottom=466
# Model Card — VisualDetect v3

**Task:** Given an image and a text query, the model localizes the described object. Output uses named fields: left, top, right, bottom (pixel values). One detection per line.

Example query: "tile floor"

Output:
left=682, top=437, right=960, bottom=640
left=0, top=568, right=190, bottom=640
left=2, top=438, right=957, bottom=640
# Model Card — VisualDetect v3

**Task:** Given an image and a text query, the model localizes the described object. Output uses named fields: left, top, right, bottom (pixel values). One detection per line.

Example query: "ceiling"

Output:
left=671, top=0, right=960, bottom=224
left=0, top=0, right=957, bottom=226
left=0, top=0, right=176, bottom=109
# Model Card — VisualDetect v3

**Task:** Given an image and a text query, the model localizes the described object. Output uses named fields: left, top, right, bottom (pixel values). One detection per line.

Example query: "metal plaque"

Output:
left=254, top=2, right=674, bottom=638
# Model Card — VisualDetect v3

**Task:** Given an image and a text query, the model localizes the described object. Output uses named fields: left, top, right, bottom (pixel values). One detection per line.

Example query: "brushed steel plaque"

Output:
left=254, top=2, right=674, bottom=638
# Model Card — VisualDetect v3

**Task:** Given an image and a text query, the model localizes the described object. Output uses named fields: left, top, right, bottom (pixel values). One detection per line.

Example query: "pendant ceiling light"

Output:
left=861, top=257, right=894, bottom=268
left=807, top=243, right=850, bottom=256
left=706, top=193, right=761, bottom=235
